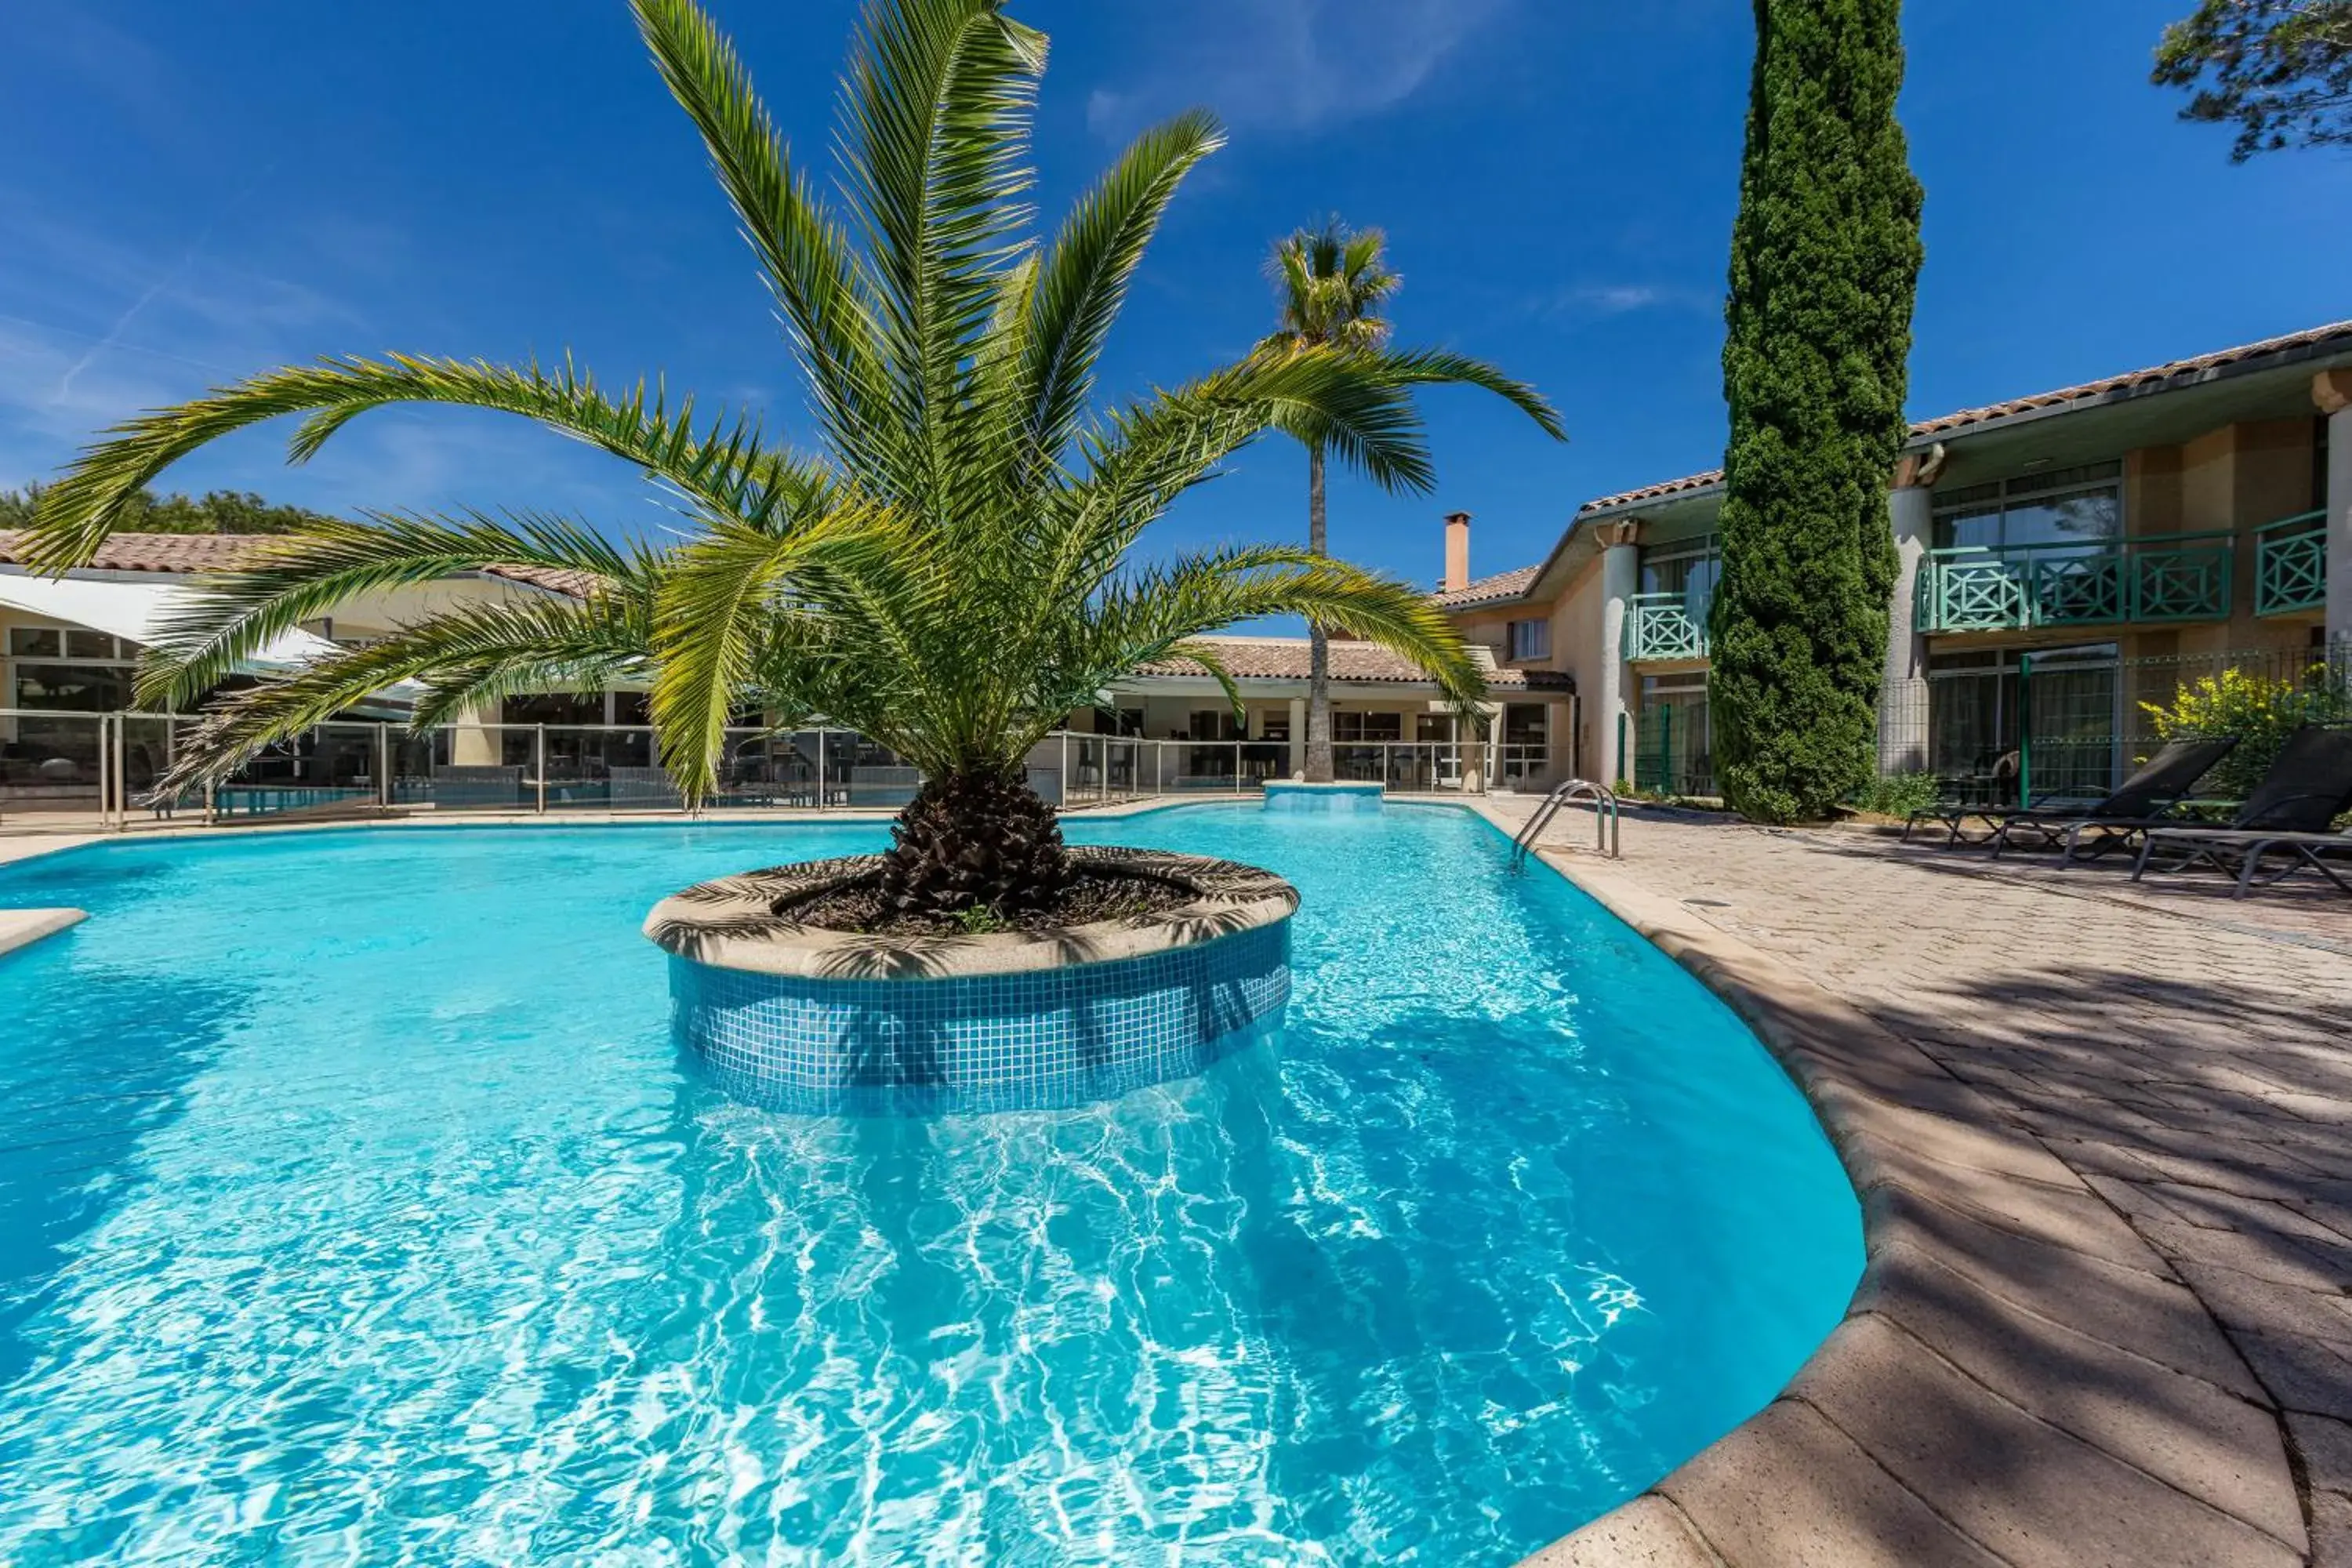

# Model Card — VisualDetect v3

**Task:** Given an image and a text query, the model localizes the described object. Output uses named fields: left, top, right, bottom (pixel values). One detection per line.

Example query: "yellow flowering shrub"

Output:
left=2140, top=664, right=2350, bottom=800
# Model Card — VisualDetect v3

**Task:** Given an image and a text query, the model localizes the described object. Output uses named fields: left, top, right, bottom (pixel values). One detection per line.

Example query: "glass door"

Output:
left=2020, top=646, right=2121, bottom=803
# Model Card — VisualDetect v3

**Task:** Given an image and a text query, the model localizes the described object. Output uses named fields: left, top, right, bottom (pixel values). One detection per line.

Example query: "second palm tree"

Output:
left=1261, top=220, right=1560, bottom=782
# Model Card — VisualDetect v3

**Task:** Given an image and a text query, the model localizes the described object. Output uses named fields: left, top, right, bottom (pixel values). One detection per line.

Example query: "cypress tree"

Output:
left=1709, top=0, right=1924, bottom=822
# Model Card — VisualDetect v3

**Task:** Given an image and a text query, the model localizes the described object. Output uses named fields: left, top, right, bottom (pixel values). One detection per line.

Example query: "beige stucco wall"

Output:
left=2125, top=419, right=2323, bottom=655
left=299, top=575, right=571, bottom=642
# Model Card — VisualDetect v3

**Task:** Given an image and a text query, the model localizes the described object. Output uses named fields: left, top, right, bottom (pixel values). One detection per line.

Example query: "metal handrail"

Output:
left=1510, top=778, right=1620, bottom=868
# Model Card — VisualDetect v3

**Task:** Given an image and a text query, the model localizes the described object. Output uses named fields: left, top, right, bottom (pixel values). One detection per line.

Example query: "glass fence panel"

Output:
left=713, top=730, right=822, bottom=808
left=1494, top=745, right=1551, bottom=791
left=118, top=714, right=205, bottom=818
left=402, top=725, right=538, bottom=814
left=0, top=708, right=110, bottom=819
left=1066, top=736, right=1109, bottom=805
left=10, top=721, right=1492, bottom=833
left=823, top=733, right=921, bottom=809
left=538, top=726, right=667, bottom=811
left=1165, top=742, right=1245, bottom=793
left=211, top=721, right=388, bottom=819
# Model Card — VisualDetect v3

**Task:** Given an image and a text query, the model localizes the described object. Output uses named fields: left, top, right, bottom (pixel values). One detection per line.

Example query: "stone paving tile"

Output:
left=0, top=832, right=96, bottom=867
left=1488, top=800, right=2352, bottom=1566
left=0, top=907, right=85, bottom=957
left=2236, top=1332, right=2352, bottom=1421
left=2315, top=1492, right=2352, bottom=1568
left=1856, top=1242, right=2301, bottom=1543
left=2296, top=1412, right=2352, bottom=1496
left=1655, top=1397, right=2005, bottom=1568
left=1792, top=1316, right=2301, bottom=1566
left=1518, top=1495, right=1722, bottom=1567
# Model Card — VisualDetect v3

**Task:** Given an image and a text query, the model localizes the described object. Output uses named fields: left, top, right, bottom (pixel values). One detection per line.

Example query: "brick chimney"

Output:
left=1442, top=510, right=1472, bottom=592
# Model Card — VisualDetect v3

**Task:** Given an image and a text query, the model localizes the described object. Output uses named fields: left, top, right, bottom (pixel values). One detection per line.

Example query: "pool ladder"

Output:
left=1509, top=779, right=1621, bottom=869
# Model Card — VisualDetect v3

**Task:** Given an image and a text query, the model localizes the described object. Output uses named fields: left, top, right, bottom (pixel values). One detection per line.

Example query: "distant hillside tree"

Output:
left=0, top=482, right=332, bottom=535
left=1709, top=0, right=1924, bottom=823
left=2155, top=0, right=2352, bottom=159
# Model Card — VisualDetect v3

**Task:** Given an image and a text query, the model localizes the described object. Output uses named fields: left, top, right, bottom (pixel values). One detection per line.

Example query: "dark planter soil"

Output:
left=775, top=867, right=1196, bottom=937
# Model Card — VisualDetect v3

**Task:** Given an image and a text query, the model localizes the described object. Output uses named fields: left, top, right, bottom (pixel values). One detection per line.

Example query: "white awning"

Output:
left=0, top=571, right=346, bottom=671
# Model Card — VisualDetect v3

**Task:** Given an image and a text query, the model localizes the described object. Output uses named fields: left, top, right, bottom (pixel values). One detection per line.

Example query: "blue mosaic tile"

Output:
left=670, top=917, right=1292, bottom=1116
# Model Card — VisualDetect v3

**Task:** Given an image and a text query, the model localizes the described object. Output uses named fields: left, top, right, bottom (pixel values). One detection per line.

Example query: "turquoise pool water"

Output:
left=0, top=804, right=1859, bottom=1565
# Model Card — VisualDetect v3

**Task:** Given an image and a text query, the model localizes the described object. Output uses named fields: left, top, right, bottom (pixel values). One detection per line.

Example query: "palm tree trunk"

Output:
left=878, top=764, right=1068, bottom=914
left=1305, top=441, right=1333, bottom=783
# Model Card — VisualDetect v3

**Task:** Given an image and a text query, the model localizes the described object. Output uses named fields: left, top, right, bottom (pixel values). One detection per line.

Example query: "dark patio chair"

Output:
left=1902, top=750, right=2020, bottom=846
left=2133, top=724, right=2352, bottom=899
left=1983, top=734, right=2241, bottom=866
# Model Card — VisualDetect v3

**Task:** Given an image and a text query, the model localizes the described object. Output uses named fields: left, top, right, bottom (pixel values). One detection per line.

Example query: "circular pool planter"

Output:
left=1262, top=779, right=1383, bottom=813
left=644, top=847, right=1298, bottom=1116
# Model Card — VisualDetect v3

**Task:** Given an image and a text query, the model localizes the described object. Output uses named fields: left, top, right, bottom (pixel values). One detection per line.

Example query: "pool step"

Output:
left=0, top=909, right=86, bottom=958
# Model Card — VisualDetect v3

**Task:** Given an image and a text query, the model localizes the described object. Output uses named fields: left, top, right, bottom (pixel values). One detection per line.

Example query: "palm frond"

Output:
left=133, top=511, right=648, bottom=710
left=649, top=501, right=914, bottom=804
left=25, top=354, right=829, bottom=572
left=1020, top=108, right=1224, bottom=473
left=1345, top=345, right=1566, bottom=442
left=151, top=597, right=655, bottom=796
left=834, top=0, right=1046, bottom=510
left=1054, top=545, right=1489, bottom=734
left=630, top=0, right=901, bottom=481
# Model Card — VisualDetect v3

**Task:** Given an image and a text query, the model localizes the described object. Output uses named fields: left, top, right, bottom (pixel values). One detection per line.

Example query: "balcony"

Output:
left=1626, top=592, right=1709, bottom=661
left=1915, top=534, right=2233, bottom=633
left=2255, top=510, right=2326, bottom=616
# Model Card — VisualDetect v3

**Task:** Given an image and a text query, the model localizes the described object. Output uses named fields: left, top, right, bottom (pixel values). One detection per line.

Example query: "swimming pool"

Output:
left=0, top=804, right=1859, bottom=1565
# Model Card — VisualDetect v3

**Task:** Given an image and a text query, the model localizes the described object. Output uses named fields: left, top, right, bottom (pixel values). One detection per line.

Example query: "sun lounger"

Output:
left=1904, top=735, right=2235, bottom=858
left=1984, top=735, right=2241, bottom=866
left=2132, top=724, right=2352, bottom=898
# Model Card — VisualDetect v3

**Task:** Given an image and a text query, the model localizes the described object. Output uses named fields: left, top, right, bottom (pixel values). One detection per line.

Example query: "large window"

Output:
left=1933, top=462, right=2122, bottom=553
left=1332, top=711, right=1402, bottom=742
left=1639, top=538, right=1720, bottom=615
left=1506, top=618, right=1551, bottom=662
left=9, top=626, right=143, bottom=713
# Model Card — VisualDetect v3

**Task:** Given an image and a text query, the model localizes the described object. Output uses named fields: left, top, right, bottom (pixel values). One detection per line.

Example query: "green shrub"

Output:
left=1849, top=770, right=1940, bottom=818
left=2140, top=664, right=2352, bottom=800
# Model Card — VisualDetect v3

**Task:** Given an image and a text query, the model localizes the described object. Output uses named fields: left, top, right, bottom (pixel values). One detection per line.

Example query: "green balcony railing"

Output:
left=1626, top=592, right=1709, bottom=660
left=2254, top=510, right=2326, bottom=616
left=1915, top=533, right=2234, bottom=633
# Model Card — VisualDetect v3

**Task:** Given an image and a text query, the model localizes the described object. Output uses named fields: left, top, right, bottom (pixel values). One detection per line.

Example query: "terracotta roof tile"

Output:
left=1576, top=468, right=1726, bottom=517
left=0, top=531, right=597, bottom=599
left=1573, top=318, right=2352, bottom=521
left=1130, top=636, right=1570, bottom=691
left=1909, top=317, right=2352, bottom=435
left=1431, top=564, right=1541, bottom=608
left=0, top=531, right=261, bottom=575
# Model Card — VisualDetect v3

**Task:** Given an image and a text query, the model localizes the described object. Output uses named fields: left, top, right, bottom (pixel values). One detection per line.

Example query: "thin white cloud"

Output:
left=1580, top=285, right=1663, bottom=314
left=1085, top=0, right=1510, bottom=139
left=1547, top=281, right=1718, bottom=321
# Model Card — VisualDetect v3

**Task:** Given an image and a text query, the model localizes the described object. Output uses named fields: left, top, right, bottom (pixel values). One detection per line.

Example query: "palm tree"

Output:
left=1260, top=220, right=1560, bottom=782
left=26, top=0, right=1545, bottom=916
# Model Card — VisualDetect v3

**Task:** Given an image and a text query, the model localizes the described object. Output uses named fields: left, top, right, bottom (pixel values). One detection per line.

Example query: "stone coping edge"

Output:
left=1515, top=848, right=2305, bottom=1568
left=644, top=845, right=1298, bottom=982
left=0, top=908, right=87, bottom=958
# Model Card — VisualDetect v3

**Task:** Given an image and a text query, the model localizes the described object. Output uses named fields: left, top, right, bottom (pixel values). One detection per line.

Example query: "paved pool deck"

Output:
left=1483, top=797, right=2351, bottom=1568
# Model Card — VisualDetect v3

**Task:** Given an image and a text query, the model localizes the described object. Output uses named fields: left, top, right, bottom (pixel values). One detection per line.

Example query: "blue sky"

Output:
left=3, top=0, right=2348, bottom=593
